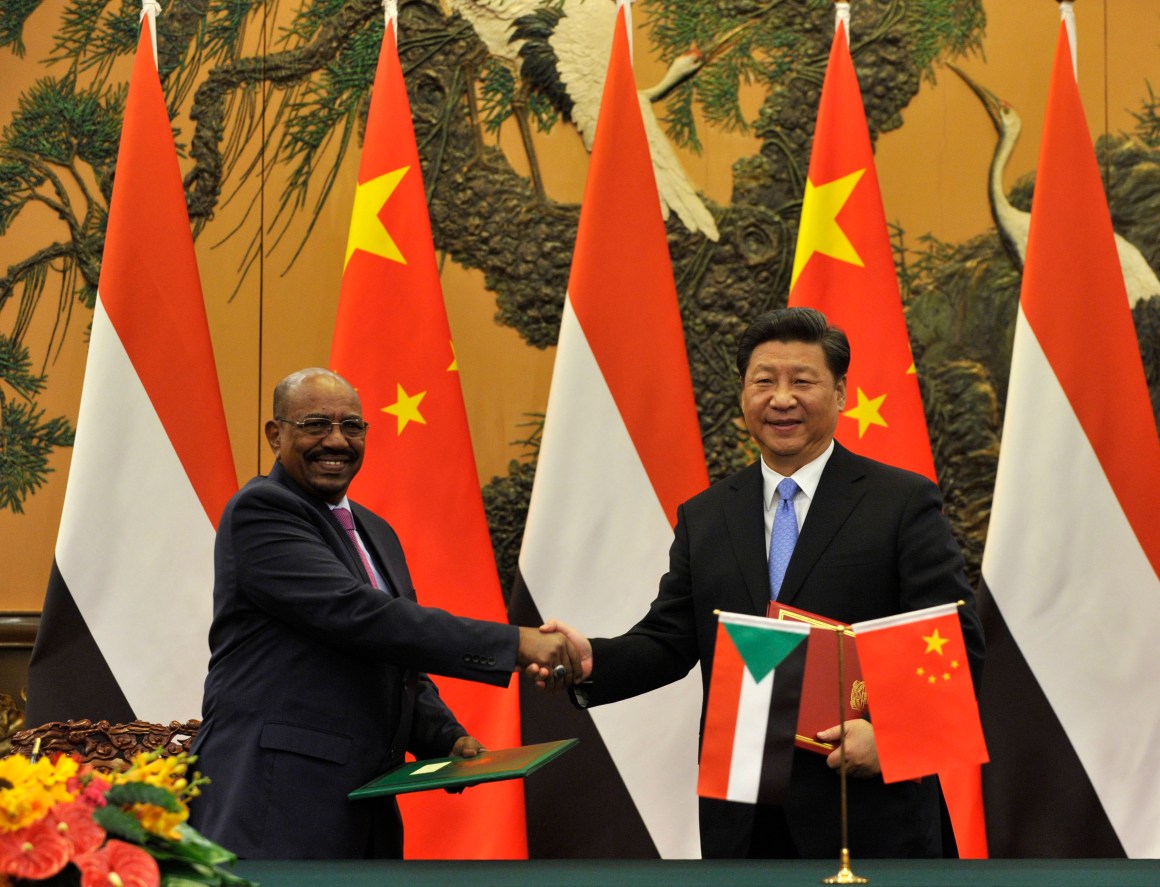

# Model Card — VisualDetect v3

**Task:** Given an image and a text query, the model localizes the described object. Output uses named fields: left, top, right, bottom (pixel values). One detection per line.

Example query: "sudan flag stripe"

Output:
left=520, top=302, right=704, bottom=858
left=513, top=2, right=709, bottom=859
left=26, top=18, right=235, bottom=728
left=981, top=18, right=1160, bottom=858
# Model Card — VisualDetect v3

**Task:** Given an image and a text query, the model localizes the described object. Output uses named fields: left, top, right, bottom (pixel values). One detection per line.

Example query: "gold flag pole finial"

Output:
left=822, top=623, right=867, bottom=885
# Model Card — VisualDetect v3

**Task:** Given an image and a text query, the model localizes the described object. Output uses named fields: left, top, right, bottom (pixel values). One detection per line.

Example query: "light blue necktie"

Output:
left=768, top=478, right=800, bottom=600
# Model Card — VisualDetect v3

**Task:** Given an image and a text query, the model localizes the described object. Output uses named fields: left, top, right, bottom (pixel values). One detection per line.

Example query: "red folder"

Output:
left=767, top=601, right=865, bottom=754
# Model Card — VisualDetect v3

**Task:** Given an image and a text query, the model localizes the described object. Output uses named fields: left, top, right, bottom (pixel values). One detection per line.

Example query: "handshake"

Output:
left=515, top=620, right=593, bottom=691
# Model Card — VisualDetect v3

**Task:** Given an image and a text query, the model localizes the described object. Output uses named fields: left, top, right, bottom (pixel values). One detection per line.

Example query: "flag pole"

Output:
left=819, top=2, right=865, bottom=875
left=823, top=621, right=867, bottom=884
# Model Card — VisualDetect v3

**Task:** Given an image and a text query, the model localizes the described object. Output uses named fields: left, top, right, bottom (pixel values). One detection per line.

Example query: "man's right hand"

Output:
left=538, top=619, right=592, bottom=682
left=516, top=626, right=580, bottom=692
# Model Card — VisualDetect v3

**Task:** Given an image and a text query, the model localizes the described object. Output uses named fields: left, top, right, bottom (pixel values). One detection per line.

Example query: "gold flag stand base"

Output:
left=822, top=848, right=868, bottom=884
left=823, top=625, right=867, bottom=884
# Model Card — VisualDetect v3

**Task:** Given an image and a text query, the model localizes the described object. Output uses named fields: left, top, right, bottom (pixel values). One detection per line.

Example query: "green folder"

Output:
left=348, top=738, right=578, bottom=799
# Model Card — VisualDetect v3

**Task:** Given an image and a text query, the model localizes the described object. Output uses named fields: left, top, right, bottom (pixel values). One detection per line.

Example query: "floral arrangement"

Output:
left=0, top=750, right=255, bottom=886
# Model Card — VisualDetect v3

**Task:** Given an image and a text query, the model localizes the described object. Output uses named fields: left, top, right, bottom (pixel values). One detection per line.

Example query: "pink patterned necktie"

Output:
left=333, top=507, right=380, bottom=589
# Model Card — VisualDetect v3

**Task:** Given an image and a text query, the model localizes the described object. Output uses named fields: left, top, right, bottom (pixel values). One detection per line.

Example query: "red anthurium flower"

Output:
left=50, top=801, right=106, bottom=855
left=74, top=839, right=160, bottom=887
left=0, top=820, right=72, bottom=880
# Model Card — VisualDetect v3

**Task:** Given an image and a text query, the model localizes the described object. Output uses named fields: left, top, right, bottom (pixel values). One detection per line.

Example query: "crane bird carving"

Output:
left=951, top=64, right=1160, bottom=308
left=445, top=0, right=719, bottom=241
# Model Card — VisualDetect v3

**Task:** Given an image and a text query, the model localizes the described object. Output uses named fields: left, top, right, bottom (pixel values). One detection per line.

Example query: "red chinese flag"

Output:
left=787, top=20, right=935, bottom=482
left=790, top=14, right=988, bottom=856
left=852, top=604, right=988, bottom=785
left=329, top=16, right=525, bottom=859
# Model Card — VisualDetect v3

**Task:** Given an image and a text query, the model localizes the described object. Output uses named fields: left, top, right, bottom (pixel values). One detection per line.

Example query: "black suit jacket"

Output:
left=584, top=442, right=984, bottom=858
left=189, top=462, right=519, bottom=859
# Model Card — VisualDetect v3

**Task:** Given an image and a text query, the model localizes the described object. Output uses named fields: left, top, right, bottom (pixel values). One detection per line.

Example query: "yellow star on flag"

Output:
left=382, top=383, right=427, bottom=435
left=843, top=387, right=888, bottom=437
left=447, top=341, right=458, bottom=373
left=790, top=168, right=866, bottom=288
left=922, top=628, right=950, bottom=656
left=344, top=167, right=409, bottom=269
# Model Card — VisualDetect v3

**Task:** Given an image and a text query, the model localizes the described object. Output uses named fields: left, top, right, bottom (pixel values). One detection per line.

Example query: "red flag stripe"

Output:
left=98, top=25, right=235, bottom=528
left=1019, top=23, right=1160, bottom=573
left=697, top=624, right=745, bottom=798
left=567, top=4, right=708, bottom=526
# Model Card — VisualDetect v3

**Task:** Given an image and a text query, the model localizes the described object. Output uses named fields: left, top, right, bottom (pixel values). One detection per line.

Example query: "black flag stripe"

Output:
left=509, top=571, right=659, bottom=857
left=977, top=580, right=1124, bottom=856
left=26, top=559, right=135, bottom=727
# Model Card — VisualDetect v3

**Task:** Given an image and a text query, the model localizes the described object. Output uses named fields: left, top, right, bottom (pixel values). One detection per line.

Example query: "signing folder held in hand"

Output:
left=348, top=739, right=578, bottom=799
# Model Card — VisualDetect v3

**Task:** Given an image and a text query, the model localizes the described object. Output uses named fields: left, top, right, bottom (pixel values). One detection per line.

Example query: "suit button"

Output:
left=487, top=657, right=496, bottom=666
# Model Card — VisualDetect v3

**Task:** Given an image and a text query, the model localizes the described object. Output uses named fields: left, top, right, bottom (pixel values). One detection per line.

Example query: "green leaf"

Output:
left=147, top=824, right=238, bottom=868
left=160, top=870, right=217, bottom=887
left=106, top=781, right=183, bottom=811
left=92, top=805, right=149, bottom=843
left=158, top=859, right=260, bottom=887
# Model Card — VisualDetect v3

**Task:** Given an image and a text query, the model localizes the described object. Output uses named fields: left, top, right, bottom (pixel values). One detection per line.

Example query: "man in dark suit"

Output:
left=190, top=368, right=576, bottom=859
left=544, top=307, right=984, bottom=858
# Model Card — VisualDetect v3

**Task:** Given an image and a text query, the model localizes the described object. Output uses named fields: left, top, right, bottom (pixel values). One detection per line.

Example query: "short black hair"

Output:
left=735, top=307, right=850, bottom=380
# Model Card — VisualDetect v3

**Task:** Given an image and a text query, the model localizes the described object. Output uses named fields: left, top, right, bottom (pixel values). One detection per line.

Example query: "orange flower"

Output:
left=0, top=819, right=71, bottom=880
left=74, top=839, right=160, bottom=887
left=49, top=801, right=106, bottom=855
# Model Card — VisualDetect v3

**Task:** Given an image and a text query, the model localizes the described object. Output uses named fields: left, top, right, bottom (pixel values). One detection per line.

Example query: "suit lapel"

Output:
left=349, top=504, right=408, bottom=599
left=723, top=463, right=773, bottom=615
left=268, top=462, right=396, bottom=595
left=777, top=443, right=867, bottom=607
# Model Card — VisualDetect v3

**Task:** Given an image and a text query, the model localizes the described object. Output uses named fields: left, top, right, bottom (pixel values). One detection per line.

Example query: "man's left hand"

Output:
left=818, top=720, right=880, bottom=778
left=450, top=735, right=483, bottom=758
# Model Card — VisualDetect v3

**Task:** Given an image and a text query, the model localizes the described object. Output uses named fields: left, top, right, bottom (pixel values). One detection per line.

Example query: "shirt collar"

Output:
left=760, top=440, right=835, bottom=511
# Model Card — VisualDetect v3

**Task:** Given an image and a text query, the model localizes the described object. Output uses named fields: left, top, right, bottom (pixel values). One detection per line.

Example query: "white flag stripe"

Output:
left=520, top=298, right=702, bottom=858
left=56, top=298, right=217, bottom=723
left=852, top=602, right=959, bottom=635
left=520, top=300, right=671, bottom=632
left=719, top=611, right=811, bottom=633
left=726, top=668, right=773, bottom=803
left=984, top=309, right=1160, bottom=857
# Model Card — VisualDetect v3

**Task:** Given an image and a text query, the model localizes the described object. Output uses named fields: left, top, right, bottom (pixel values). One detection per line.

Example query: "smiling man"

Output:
left=190, top=368, right=576, bottom=859
left=543, top=308, right=983, bottom=859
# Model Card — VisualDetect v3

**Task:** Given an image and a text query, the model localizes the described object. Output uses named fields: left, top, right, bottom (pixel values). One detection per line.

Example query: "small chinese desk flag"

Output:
left=852, top=604, right=988, bottom=784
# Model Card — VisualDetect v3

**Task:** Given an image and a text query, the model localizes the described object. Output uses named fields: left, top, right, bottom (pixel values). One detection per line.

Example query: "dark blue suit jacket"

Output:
left=190, top=462, right=518, bottom=859
left=585, top=442, right=985, bottom=858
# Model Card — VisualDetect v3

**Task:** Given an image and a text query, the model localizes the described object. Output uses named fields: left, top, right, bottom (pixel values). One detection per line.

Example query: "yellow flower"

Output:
left=33, top=756, right=78, bottom=803
left=0, top=755, right=80, bottom=832
left=108, top=751, right=208, bottom=840
left=129, top=801, right=189, bottom=840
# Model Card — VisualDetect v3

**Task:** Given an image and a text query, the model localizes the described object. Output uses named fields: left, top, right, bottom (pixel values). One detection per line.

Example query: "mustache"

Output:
left=309, top=447, right=356, bottom=458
